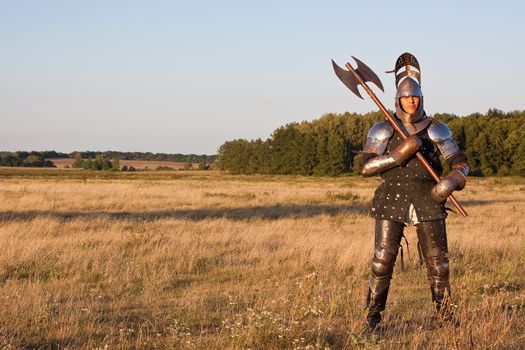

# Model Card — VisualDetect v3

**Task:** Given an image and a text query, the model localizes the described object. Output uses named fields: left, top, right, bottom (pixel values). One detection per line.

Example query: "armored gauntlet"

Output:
left=390, top=135, right=422, bottom=165
left=430, top=169, right=467, bottom=202
left=361, top=135, right=422, bottom=177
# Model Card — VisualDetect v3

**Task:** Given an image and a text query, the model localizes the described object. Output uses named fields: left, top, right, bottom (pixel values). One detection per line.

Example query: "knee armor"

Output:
left=371, top=249, right=396, bottom=278
left=427, top=256, right=450, bottom=281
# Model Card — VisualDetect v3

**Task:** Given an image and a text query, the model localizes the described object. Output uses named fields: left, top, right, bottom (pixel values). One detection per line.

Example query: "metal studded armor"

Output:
left=363, top=119, right=467, bottom=222
left=361, top=53, right=469, bottom=331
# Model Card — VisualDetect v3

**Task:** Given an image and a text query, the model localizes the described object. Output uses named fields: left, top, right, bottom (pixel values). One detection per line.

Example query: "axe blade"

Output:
left=332, top=59, right=363, bottom=99
left=352, top=56, right=384, bottom=92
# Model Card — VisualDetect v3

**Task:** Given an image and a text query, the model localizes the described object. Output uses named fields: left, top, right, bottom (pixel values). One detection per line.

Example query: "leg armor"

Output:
left=366, top=219, right=404, bottom=327
left=416, top=219, right=451, bottom=313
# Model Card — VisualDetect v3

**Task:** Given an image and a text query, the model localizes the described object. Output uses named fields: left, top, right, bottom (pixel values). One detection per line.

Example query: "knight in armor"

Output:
left=360, top=53, right=470, bottom=331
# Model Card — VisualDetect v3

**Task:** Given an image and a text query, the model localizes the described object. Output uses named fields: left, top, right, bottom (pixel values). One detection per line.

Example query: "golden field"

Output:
left=0, top=169, right=523, bottom=349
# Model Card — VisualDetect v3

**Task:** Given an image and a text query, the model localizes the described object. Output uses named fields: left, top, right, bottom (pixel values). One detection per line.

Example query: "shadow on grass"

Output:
left=0, top=203, right=369, bottom=222
left=461, top=199, right=522, bottom=207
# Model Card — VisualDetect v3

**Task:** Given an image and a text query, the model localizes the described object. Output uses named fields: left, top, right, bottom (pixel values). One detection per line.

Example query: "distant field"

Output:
left=0, top=170, right=523, bottom=349
left=46, top=158, right=201, bottom=170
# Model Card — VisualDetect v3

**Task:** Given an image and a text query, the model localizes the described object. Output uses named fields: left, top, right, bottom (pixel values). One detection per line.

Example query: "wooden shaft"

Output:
left=345, top=63, right=468, bottom=217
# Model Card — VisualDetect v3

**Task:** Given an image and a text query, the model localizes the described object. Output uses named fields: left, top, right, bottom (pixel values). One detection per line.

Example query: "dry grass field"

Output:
left=0, top=169, right=523, bottom=349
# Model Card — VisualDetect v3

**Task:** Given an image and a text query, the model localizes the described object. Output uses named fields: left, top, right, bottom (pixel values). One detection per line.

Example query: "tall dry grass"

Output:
left=0, top=170, right=523, bottom=349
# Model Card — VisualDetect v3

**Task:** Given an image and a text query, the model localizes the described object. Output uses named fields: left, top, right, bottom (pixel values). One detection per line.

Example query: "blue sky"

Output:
left=1, top=0, right=523, bottom=154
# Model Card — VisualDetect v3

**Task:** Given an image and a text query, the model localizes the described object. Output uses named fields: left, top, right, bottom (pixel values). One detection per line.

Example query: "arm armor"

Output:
left=452, top=162, right=470, bottom=176
left=428, top=121, right=470, bottom=201
left=361, top=155, right=399, bottom=177
left=361, top=121, right=397, bottom=177
left=363, top=121, right=393, bottom=155
left=427, top=120, right=470, bottom=176
left=427, top=121, right=460, bottom=160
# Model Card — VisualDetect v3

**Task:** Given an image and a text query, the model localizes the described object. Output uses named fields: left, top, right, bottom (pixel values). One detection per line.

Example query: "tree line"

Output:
left=71, top=151, right=215, bottom=164
left=0, top=152, right=56, bottom=168
left=0, top=151, right=216, bottom=168
left=216, top=109, right=525, bottom=176
left=72, top=156, right=120, bottom=171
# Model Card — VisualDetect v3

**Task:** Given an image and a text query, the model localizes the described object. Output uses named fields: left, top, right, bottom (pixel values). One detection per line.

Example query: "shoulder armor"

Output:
left=427, top=120, right=452, bottom=142
left=427, top=120, right=460, bottom=159
left=367, top=121, right=394, bottom=141
left=363, top=121, right=393, bottom=155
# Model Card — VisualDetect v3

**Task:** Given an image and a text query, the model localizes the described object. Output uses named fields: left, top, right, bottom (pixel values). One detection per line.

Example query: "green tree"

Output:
left=216, top=109, right=525, bottom=177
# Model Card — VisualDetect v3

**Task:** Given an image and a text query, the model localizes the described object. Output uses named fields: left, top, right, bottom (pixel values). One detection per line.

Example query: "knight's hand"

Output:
left=430, top=170, right=467, bottom=202
left=390, top=135, right=422, bottom=165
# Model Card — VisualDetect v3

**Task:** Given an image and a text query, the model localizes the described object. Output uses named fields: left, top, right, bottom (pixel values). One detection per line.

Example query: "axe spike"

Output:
left=331, top=59, right=363, bottom=99
left=332, top=57, right=384, bottom=100
left=351, top=56, right=384, bottom=92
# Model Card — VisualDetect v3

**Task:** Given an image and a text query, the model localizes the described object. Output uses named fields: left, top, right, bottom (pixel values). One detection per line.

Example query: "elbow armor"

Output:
left=452, top=162, right=470, bottom=177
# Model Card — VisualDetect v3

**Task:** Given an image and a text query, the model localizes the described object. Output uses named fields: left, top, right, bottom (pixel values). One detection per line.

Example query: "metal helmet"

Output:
left=388, top=53, right=425, bottom=123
